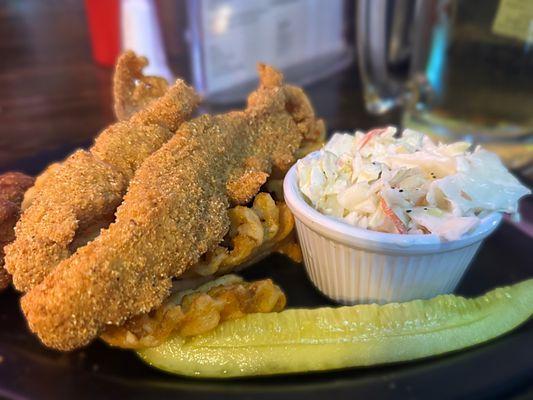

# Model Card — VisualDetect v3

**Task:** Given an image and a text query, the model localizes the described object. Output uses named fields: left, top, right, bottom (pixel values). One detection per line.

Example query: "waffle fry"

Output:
left=186, top=193, right=300, bottom=278
left=101, top=275, right=286, bottom=349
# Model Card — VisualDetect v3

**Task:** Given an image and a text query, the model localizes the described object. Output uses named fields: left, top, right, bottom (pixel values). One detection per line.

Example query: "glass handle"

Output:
left=356, top=0, right=414, bottom=115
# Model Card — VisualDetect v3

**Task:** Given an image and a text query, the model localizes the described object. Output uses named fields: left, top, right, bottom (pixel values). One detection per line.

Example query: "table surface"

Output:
left=0, top=2, right=400, bottom=176
left=0, top=2, right=531, bottom=400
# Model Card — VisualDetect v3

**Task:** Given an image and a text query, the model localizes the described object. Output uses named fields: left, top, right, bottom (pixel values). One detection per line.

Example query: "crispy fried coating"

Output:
left=5, top=53, right=200, bottom=292
left=21, top=163, right=60, bottom=211
left=21, top=64, right=323, bottom=350
left=180, top=126, right=324, bottom=280
left=0, top=172, right=35, bottom=290
left=6, top=151, right=128, bottom=291
left=187, top=122, right=325, bottom=278
left=113, top=50, right=170, bottom=121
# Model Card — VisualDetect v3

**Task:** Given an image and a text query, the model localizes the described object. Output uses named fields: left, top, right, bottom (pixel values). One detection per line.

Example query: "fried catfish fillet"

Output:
left=5, top=52, right=200, bottom=292
left=0, top=172, right=35, bottom=290
left=21, top=52, right=172, bottom=211
left=184, top=126, right=325, bottom=280
left=21, top=64, right=323, bottom=350
left=113, top=50, right=170, bottom=121
left=101, top=101, right=325, bottom=350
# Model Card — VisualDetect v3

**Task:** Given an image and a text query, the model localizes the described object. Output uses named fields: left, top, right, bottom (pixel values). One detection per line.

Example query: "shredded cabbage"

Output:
left=296, top=127, right=530, bottom=240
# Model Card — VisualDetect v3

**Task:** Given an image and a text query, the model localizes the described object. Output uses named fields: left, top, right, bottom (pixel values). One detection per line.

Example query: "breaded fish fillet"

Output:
left=5, top=52, right=199, bottom=292
left=0, top=172, right=35, bottom=290
left=113, top=50, right=169, bottom=120
left=21, top=65, right=324, bottom=350
left=21, top=51, right=169, bottom=211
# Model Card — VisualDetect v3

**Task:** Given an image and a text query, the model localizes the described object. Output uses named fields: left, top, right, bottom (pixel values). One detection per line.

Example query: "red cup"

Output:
left=85, top=0, right=120, bottom=67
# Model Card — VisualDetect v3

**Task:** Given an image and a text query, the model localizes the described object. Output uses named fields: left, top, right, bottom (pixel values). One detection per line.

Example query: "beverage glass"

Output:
left=357, top=0, right=533, bottom=165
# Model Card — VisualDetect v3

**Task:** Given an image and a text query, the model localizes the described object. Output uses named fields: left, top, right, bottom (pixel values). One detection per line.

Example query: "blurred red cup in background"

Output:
left=85, top=0, right=120, bottom=67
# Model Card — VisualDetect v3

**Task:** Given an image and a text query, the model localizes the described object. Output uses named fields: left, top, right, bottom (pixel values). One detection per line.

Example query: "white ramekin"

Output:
left=283, top=164, right=502, bottom=305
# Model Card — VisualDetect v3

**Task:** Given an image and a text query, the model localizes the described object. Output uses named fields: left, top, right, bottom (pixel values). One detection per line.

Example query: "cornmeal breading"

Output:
left=113, top=50, right=170, bottom=121
left=21, top=65, right=324, bottom=350
left=5, top=52, right=199, bottom=292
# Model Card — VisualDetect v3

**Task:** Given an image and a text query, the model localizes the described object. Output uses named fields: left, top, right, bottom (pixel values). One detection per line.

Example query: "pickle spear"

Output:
left=138, top=279, right=533, bottom=378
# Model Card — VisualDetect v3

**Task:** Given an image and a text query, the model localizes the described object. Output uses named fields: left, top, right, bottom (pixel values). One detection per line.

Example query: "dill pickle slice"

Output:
left=137, top=279, right=533, bottom=378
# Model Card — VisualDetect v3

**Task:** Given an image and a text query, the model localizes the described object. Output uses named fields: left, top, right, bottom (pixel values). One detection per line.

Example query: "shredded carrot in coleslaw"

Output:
left=296, top=127, right=530, bottom=240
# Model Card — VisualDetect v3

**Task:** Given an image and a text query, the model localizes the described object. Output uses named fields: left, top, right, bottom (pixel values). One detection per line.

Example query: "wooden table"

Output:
left=0, top=1, right=399, bottom=176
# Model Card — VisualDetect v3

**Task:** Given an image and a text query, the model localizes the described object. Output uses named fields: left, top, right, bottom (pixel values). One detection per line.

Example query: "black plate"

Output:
left=1, top=219, right=532, bottom=400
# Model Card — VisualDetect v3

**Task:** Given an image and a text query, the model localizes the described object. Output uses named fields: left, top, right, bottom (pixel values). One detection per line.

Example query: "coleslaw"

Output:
left=296, top=127, right=530, bottom=240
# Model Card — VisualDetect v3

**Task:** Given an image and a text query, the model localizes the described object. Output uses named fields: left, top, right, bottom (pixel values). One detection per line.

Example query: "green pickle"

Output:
left=137, top=279, right=533, bottom=378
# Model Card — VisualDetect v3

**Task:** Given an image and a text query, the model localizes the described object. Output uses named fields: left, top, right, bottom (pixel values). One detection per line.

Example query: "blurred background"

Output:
left=0, top=0, right=531, bottom=180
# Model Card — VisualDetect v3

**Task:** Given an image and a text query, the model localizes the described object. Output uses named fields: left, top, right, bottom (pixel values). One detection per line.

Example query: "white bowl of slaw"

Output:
left=283, top=164, right=503, bottom=305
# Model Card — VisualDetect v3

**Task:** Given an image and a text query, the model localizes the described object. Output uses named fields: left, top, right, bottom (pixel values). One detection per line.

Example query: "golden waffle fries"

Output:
left=101, top=275, right=286, bottom=349
left=187, top=193, right=301, bottom=278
